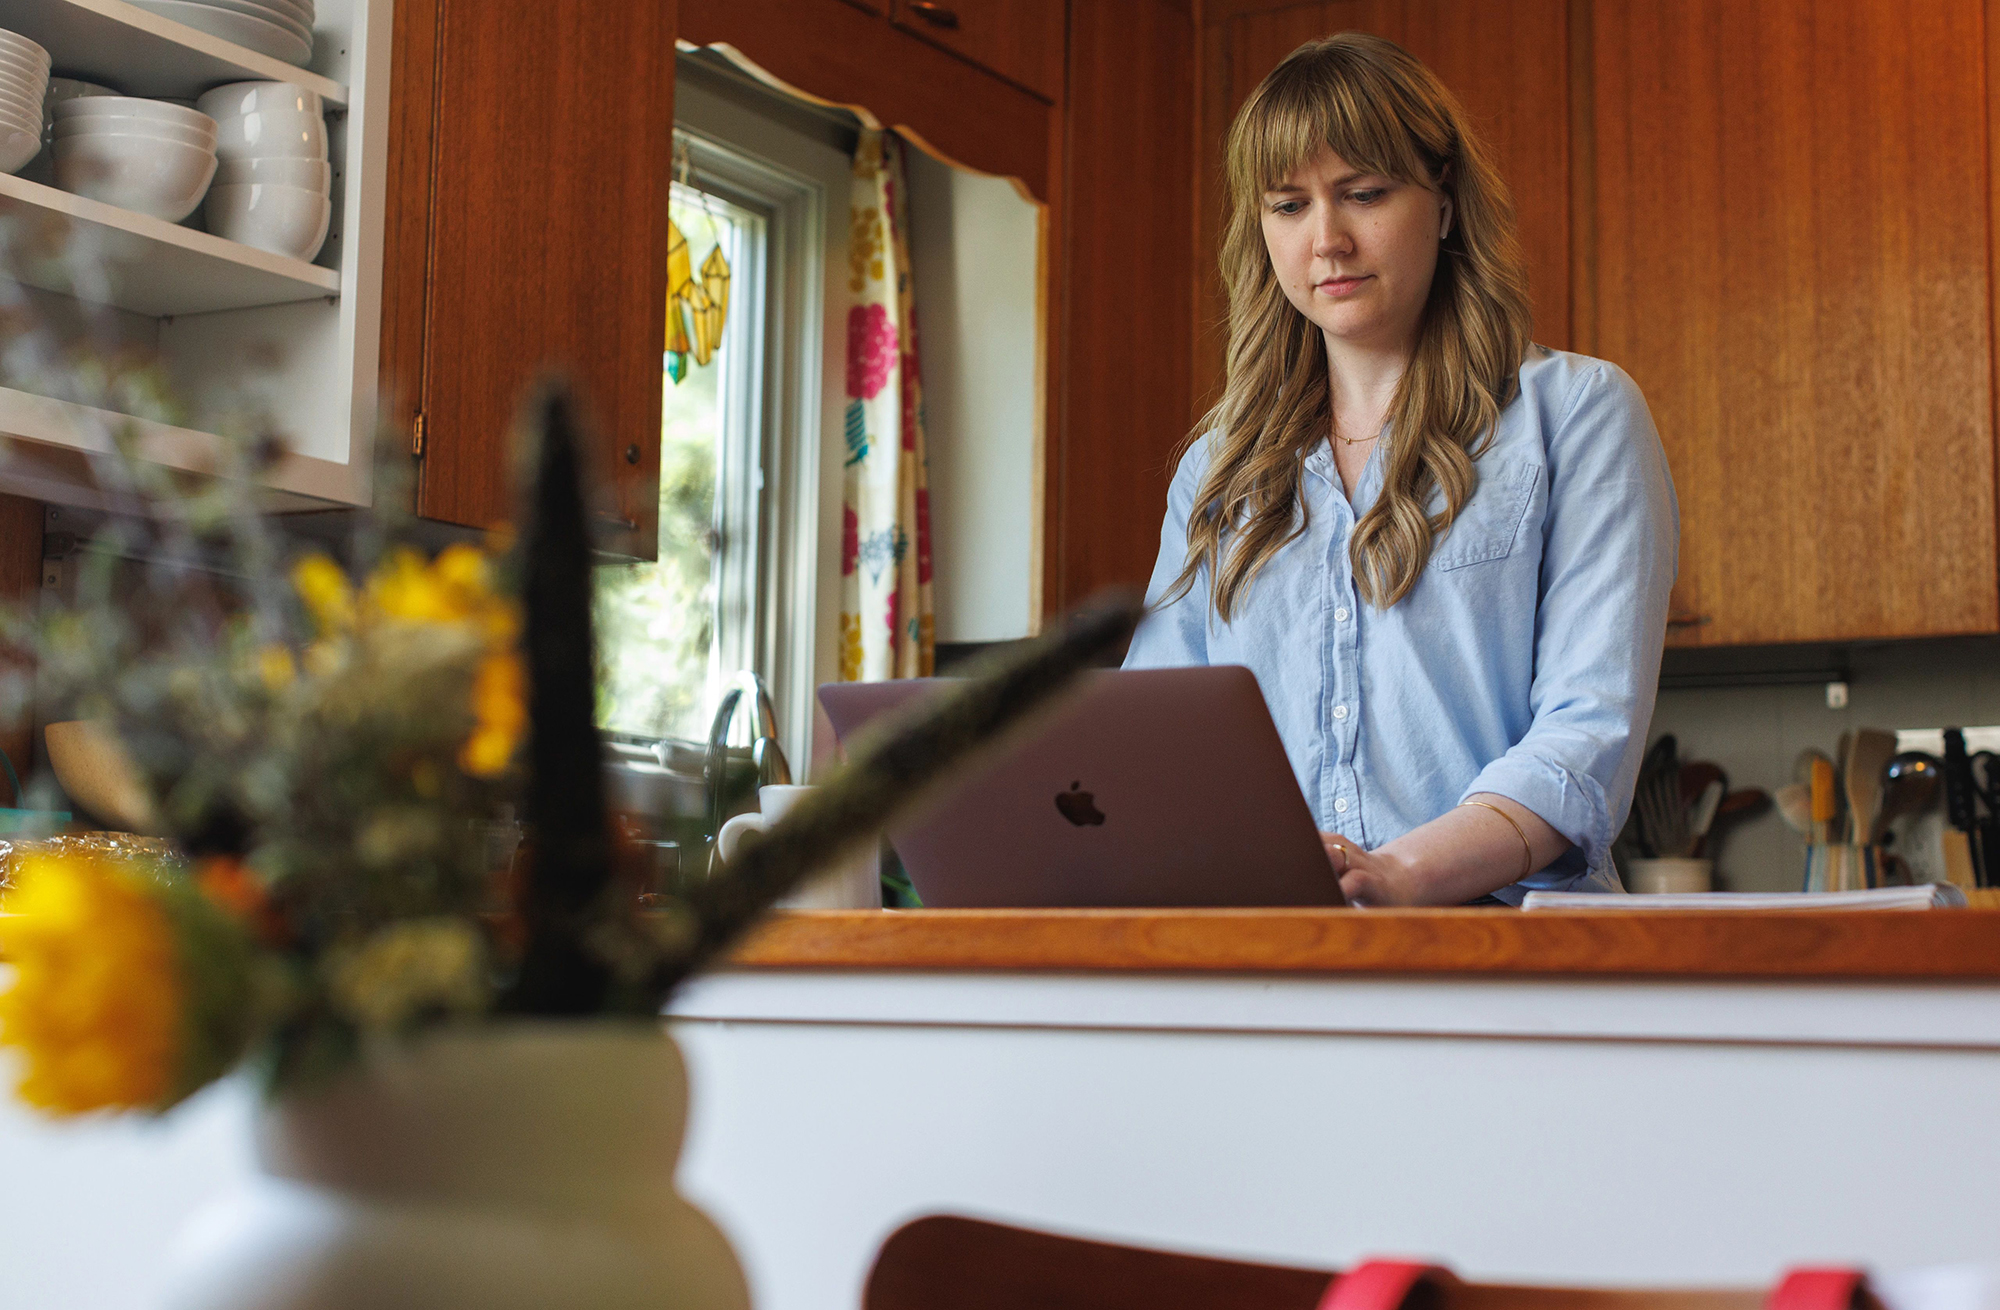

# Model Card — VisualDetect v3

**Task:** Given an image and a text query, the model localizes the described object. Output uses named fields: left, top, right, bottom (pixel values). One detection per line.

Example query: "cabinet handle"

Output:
left=907, top=2, right=959, bottom=28
left=594, top=511, right=639, bottom=532
left=1666, top=612, right=1712, bottom=628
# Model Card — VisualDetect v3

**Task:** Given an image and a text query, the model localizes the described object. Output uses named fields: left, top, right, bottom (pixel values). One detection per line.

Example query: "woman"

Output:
left=1125, top=33, right=1677, bottom=906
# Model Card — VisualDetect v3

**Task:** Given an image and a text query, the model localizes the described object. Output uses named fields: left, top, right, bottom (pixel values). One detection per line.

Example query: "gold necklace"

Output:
left=1334, top=430, right=1380, bottom=447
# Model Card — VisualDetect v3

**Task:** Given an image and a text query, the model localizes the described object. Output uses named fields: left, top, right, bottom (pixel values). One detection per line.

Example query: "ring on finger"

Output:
left=1330, top=840, right=1350, bottom=874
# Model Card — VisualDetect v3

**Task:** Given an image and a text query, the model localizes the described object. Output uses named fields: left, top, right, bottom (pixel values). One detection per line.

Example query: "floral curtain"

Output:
left=839, top=129, right=935, bottom=682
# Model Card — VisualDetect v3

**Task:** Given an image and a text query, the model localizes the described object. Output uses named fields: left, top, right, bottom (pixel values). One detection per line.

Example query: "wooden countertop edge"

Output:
left=720, top=908, right=2000, bottom=979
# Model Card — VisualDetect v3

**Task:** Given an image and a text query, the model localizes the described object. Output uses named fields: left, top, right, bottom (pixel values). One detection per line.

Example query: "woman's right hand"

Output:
left=1321, top=832, right=1419, bottom=906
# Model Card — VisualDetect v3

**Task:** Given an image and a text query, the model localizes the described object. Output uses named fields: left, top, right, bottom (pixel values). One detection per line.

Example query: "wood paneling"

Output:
left=1592, top=0, right=1996, bottom=646
left=1195, top=0, right=1572, bottom=412
left=729, top=906, right=2000, bottom=978
left=1047, top=0, right=1198, bottom=614
left=889, top=0, right=1066, bottom=104
left=679, top=0, right=1053, bottom=201
left=411, top=0, right=676, bottom=555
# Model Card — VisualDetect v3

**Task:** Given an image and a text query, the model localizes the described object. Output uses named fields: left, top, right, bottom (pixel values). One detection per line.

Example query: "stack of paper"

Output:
left=1522, top=885, right=1968, bottom=911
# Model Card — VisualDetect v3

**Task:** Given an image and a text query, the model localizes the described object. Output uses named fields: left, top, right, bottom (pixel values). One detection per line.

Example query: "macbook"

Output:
left=817, top=665, right=1345, bottom=908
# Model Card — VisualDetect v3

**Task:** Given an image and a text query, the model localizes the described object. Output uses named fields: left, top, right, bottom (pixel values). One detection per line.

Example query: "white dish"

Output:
left=56, top=117, right=217, bottom=150
left=0, top=64, right=47, bottom=102
left=196, top=80, right=321, bottom=124
left=57, top=96, right=217, bottom=137
left=209, top=108, right=326, bottom=161
left=0, top=121, right=37, bottom=175
left=214, top=154, right=328, bottom=190
left=0, top=101, right=40, bottom=134
left=0, top=51, right=48, bottom=91
left=0, top=29, right=52, bottom=73
left=20, top=79, right=116, bottom=184
left=180, top=0, right=312, bottom=45
left=54, top=132, right=217, bottom=220
left=123, top=0, right=311, bottom=65
left=246, top=0, right=314, bottom=26
left=204, top=180, right=329, bottom=259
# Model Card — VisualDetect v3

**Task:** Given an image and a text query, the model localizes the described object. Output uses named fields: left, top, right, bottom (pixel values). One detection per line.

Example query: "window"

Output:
left=595, top=184, right=764, bottom=744
left=594, top=60, right=854, bottom=774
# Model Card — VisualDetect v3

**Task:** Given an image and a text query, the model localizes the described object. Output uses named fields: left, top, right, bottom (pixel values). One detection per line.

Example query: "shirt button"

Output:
left=1334, top=798, right=1349, bottom=814
left=1333, top=704, right=1349, bottom=720
left=1334, top=607, right=1350, bottom=622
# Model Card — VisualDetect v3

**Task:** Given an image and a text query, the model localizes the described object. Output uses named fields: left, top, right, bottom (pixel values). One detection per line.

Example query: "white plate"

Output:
left=235, top=0, right=314, bottom=35
left=123, top=0, right=311, bottom=65
left=167, top=0, right=311, bottom=45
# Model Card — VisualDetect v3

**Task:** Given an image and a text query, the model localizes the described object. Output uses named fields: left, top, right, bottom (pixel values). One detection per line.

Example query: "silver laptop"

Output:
left=817, top=666, right=1345, bottom=908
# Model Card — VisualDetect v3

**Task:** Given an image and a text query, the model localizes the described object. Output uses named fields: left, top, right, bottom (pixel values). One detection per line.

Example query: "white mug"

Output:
left=716, top=784, right=883, bottom=910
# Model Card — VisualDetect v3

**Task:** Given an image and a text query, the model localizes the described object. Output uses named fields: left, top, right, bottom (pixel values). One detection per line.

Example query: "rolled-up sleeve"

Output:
left=1457, top=364, right=1679, bottom=872
left=1124, top=435, right=1215, bottom=669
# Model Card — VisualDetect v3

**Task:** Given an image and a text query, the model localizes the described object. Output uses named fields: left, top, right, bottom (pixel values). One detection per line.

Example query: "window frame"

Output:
left=670, top=125, right=829, bottom=774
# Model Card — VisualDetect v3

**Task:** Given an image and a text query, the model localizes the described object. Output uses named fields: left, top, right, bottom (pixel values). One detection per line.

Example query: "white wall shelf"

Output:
left=0, top=384, right=345, bottom=509
left=0, top=0, right=345, bottom=105
left=0, top=173, right=339, bottom=316
left=0, top=0, right=388, bottom=512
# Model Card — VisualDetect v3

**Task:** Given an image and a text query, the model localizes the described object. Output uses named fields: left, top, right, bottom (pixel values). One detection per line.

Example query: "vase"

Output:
left=159, top=1021, right=751, bottom=1310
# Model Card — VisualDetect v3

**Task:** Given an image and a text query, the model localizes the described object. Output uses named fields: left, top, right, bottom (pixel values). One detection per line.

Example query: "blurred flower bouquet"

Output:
left=0, top=385, right=1142, bottom=1125
left=0, top=435, right=537, bottom=1114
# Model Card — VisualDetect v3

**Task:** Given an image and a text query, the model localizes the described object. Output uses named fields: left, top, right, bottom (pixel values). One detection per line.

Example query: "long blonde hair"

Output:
left=1171, top=33, right=1532, bottom=618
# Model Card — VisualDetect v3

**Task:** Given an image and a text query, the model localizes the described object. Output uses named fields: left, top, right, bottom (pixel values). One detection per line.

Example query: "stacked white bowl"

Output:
left=126, top=0, right=313, bottom=67
left=20, top=78, right=119, bottom=186
left=198, top=80, right=330, bottom=261
left=0, top=29, right=52, bottom=176
left=52, top=97, right=219, bottom=222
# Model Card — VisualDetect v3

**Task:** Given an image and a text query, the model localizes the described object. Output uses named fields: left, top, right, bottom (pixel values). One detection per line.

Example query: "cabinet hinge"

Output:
left=410, top=412, right=426, bottom=459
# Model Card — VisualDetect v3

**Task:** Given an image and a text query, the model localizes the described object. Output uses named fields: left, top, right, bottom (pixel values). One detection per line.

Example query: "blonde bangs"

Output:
left=1226, top=43, right=1443, bottom=210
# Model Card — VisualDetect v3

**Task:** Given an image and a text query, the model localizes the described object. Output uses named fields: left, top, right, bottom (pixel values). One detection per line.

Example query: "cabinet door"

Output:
left=1196, top=0, right=1572, bottom=405
left=1591, top=0, right=1996, bottom=645
left=400, top=0, right=676, bottom=558
left=890, top=0, right=1065, bottom=103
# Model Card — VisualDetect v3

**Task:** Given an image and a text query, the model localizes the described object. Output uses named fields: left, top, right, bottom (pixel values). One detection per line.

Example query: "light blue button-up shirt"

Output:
left=1125, top=347, right=1679, bottom=902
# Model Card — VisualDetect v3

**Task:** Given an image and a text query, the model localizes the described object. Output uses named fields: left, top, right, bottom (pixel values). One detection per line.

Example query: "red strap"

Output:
left=1317, top=1260, right=1456, bottom=1310
left=1768, top=1268, right=1871, bottom=1310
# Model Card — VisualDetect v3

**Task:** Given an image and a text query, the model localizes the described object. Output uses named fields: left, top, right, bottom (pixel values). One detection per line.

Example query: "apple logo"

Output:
left=1055, top=781, right=1105, bottom=827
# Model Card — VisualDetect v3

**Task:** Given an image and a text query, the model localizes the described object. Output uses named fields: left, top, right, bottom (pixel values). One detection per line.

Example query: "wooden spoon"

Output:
left=1844, top=728, right=1898, bottom=850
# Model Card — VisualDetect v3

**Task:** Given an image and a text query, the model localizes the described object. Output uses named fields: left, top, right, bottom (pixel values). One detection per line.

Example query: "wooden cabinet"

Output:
left=1588, top=0, right=1996, bottom=646
left=1045, top=0, right=1198, bottom=615
left=889, top=0, right=1065, bottom=103
left=387, top=0, right=677, bottom=558
left=679, top=0, right=1052, bottom=201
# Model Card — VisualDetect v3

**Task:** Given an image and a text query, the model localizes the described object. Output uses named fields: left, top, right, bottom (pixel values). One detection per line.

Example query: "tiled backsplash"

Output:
left=1644, top=637, right=2000, bottom=891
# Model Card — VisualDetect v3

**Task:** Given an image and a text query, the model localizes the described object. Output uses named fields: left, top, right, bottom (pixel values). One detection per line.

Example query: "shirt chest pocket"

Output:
left=1428, top=459, right=1542, bottom=571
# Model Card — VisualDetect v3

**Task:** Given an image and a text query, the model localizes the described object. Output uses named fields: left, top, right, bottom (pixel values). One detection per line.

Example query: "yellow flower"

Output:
left=460, top=650, right=525, bottom=778
left=366, top=545, right=520, bottom=645
left=0, top=853, right=182, bottom=1115
left=326, top=919, right=486, bottom=1032
left=256, top=644, right=296, bottom=691
left=291, top=553, right=356, bottom=635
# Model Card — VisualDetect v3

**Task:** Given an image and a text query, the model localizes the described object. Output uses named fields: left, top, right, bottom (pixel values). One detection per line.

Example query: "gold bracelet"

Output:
left=1460, top=800, right=1533, bottom=879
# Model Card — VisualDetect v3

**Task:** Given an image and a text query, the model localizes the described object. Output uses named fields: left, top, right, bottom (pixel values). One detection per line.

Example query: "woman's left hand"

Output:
left=1320, top=832, right=1420, bottom=906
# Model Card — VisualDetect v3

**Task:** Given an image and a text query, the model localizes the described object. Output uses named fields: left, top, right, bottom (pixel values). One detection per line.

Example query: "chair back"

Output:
left=863, top=1214, right=1334, bottom=1310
